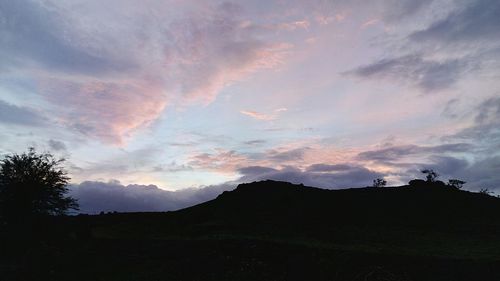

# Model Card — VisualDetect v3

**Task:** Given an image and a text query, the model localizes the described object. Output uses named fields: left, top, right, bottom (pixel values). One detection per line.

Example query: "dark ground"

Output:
left=2, top=180, right=500, bottom=280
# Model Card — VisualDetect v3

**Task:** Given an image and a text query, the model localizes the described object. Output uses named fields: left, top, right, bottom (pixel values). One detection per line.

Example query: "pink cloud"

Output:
left=277, top=20, right=311, bottom=31
left=240, top=108, right=288, bottom=121
left=240, top=110, right=275, bottom=121
left=315, top=13, right=347, bottom=26
left=167, top=8, right=293, bottom=105
left=188, top=149, right=248, bottom=173
left=39, top=78, right=167, bottom=145
left=361, top=19, right=379, bottom=29
left=28, top=2, right=294, bottom=144
left=188, top=140, right=362, bottom=175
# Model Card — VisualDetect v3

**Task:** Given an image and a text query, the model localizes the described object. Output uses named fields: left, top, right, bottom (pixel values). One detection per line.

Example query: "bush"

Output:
left=447, top=179, right=466, bottom=189
left=421, top=169, right=439, bottom=182
left=372, top=178, right=387, bottom=187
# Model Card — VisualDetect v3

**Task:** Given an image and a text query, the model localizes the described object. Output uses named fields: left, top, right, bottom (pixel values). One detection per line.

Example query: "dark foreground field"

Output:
left=2, top=180, right=500, bottom=280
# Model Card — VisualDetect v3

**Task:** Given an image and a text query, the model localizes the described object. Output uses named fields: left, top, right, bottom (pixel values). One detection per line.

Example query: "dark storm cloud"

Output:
left=70, top=180, right=234, bottom=214
left=238, top=164, right=383, bottom=189
left=346, top=54, right=471, bottom=91
left=0, top=99, right=46, bottom=126
left=409, top=0, right=500, bottom=44
left=0, top=0, right=131, bottom=74
left=357, top=143, right=473, bottom=162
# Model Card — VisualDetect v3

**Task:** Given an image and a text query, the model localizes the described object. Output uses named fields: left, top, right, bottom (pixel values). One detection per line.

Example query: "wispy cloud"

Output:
left=1, top=0, right=499, bottom=194
left=277, top=20, right=310, bottom=31
left=240, top=108, right=287, bottom=121
left=361, top=19, right=379, bottom=29
left=240, top=110, right=275, bottom=121
left=1, top=1, right=293, bottom=144
left=345, top=54, right=473, bottom=92
left=0, top=99, right=47, bottom=126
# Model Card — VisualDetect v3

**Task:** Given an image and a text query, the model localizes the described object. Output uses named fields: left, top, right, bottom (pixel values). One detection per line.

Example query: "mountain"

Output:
left=3, top=180, right=500, bottom=281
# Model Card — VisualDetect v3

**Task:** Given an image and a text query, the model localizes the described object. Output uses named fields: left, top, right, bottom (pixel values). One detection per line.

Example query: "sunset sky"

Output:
left=1, top=0, right=499, bottom=212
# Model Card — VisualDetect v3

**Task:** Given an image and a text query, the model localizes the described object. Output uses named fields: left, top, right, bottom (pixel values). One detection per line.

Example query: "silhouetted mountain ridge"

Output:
left=177, top=180, right=500, bottom=231
left=4, top=180, right=500, bottom=281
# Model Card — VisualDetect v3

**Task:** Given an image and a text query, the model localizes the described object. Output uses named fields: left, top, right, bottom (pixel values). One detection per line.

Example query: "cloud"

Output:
left=402, top=155, right=500, bottom=190
left=48, top=139, right=67, bottom=151
left=167, top=4, right=292, bottom=104
left=277, top=20, right=310, bottom=31
left=361, top=19, right=379, bottom=29
left=346, top=0, right=500, bottom=94
left=69, top=153, right=500, bottom=214
left=237, top=163, right=383, bottom=189
left=357, top=143, right=473, bottom=162
left=188, top=146, right=313, bottom=174
left=346, top=54, right=472, bottom=92
left=0, top=99, right=47, bottom=126
left=243, top=139, right=267, bottom=146
left=39, top=79, right=167, bottom=145
left=1, top=1, right=292, bottom=144
left=0, top=0, right=131, bottom=74
left=474, top=96, right=500, bottom=125
left=381, top=0, right=435, bottom=21
left=460, top=156, right=500, bottom=190
left=409, top=0, right=500, bottom=44
left=268, top=147, right=310, bottom=162
left=189, top=149, right=248, bottom=172
left=69, top=161, right=382, bottom=213
left=69, top=180, right=234, bottom=214
left=69, top=146, right=167, bottom=182
left=448, top=96, right=500, bottom=145
left=237, top=166, right=278, bottom=177
left=425, top=155, right=469, bottom=176
left=240, top=108, right=288, bottom=121
left=306, top=163, right=355, bottom=172
left=240, top=110, right=275, bottom=121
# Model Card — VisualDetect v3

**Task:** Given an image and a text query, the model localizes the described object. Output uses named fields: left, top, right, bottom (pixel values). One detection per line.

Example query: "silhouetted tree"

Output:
left=421, top=169, right=439, bottom=183
left=0, top=148, right=78, bottom=224
left=372, top=178, right=387, bottom=188
left=447, top=179, right=466, bottom=189
left=479, top=188, right=492, bottom=195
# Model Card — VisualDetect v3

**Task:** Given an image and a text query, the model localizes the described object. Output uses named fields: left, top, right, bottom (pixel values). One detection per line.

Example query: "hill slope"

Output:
left=91, top=180, right=500, bottom=257
left=3, top=180, right=500, bottom=281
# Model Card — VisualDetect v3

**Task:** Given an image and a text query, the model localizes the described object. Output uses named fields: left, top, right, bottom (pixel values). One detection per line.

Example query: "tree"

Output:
left=421, top=169, right=439, bottom=182
left=479, top=188, right=492, bottom=195
left=0, top=148, right=78, bottom=223
left=447, top=179, right=466, bottom=189
left=372, top=178, right=387, bottom=188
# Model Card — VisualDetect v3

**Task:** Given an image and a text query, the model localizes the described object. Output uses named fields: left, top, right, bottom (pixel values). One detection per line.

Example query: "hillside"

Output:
left=3, top=180, right=500, bottom=280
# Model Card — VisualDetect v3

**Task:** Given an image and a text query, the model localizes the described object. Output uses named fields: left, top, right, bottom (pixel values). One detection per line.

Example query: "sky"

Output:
left=1, top=0, right=500, bottom=212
